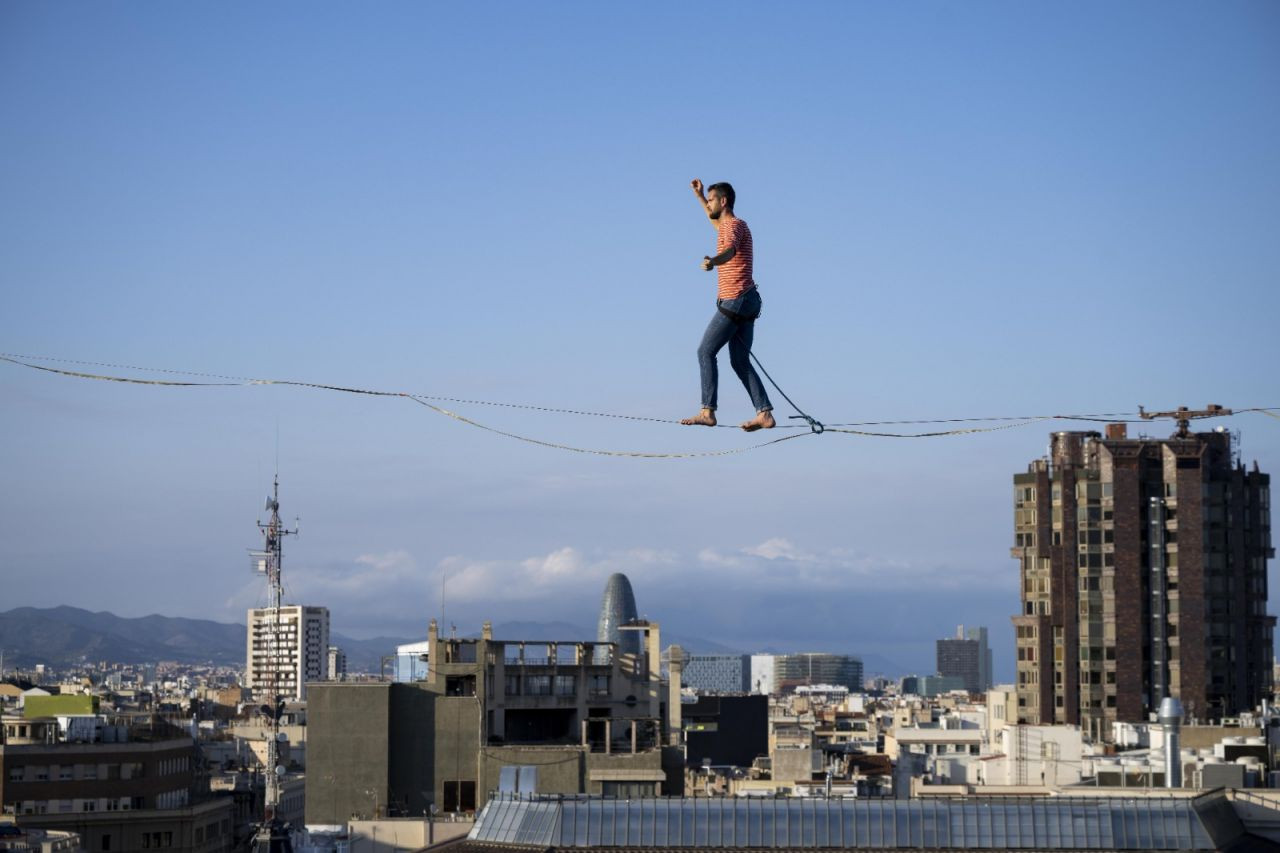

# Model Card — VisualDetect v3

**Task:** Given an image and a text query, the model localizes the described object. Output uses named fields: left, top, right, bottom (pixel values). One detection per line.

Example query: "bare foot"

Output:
left=741, top=410, right=776, bottom=432
left=680, top=409, right=717, bottom=427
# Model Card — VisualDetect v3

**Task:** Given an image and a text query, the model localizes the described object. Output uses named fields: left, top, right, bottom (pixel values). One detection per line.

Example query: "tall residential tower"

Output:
left=1012, top=426, right=1273, bottom=740
left=246, top=604, right=330, bottom=702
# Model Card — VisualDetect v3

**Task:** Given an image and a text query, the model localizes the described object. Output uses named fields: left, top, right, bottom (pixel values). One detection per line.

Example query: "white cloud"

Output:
left=743, top=537, right=812, bottom=561
left=218, top=537, right=997, bottom=640
left=520, top=546, right=584, bottom=581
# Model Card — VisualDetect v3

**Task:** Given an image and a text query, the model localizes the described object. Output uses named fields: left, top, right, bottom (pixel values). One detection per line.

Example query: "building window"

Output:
left=525, top=675, right=551, bottom=696
left=554, top=675, right=576, bottom=696
left=505, top=674, right=520, bottom=695
left=602, top=781, right=655, bottom=798
left=102, top=835, right=111, bottom=851
left=441, top=780, right=476, bottom=813
left=445, top=675, right=476, bottom=697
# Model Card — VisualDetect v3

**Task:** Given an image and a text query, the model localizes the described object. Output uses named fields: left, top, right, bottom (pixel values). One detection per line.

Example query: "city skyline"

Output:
left=3, top=3, right=1278, bottom=684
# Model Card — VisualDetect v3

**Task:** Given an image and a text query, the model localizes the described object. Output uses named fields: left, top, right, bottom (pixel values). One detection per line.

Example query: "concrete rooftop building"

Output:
left=305, top=618, right=684, bottom=823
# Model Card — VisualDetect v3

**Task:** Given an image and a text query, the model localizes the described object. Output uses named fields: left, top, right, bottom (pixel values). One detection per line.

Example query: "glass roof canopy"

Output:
left=469, top=795, right=1223, bottom=850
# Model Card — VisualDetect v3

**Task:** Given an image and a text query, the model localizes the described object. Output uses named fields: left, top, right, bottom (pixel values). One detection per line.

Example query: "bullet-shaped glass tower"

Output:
left=597, top=572, right=640, bottom=657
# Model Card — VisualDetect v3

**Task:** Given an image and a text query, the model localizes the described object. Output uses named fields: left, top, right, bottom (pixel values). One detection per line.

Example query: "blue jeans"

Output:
left=697, top=289, right=772, bottom=413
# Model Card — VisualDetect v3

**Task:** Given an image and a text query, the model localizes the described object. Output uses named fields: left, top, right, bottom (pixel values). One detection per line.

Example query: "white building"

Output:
left=750, top=654, right=775, bottom=695
left=246, top=604, right=330, bottom=701
left=393, top=640, right=430, bottom=682
left=978, top=724, right=1084, bottom=787
left=327, top=645, right=347, bottom=681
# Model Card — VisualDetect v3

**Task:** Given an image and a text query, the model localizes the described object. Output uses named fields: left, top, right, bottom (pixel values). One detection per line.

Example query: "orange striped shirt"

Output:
left=716, top=217, right=755, bottom=300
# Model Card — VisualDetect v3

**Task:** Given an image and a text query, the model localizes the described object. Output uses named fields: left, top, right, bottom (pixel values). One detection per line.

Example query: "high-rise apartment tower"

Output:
left=246, top=604, right=330, bottom=701
left=1012, top=427, right=1273, bottom=740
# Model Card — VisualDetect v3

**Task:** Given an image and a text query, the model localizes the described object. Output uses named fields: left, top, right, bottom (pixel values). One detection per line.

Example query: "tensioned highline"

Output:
left=3, top=352, right=1277, bottom=459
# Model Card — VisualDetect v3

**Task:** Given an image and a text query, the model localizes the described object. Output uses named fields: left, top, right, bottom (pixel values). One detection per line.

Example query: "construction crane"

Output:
left=1138, top=404, right=1232, bottom=438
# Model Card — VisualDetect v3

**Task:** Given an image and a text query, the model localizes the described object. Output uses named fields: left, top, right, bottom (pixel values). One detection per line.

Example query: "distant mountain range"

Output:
left=0, top=606, right=408, bottom=673
left=0, top=607, right=746, bottom=675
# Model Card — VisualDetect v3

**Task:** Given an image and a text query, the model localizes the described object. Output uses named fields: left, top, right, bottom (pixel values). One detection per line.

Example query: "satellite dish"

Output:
left=277, top=732, right=288, bottom=742
left=275, top=765, right=286, bottom=777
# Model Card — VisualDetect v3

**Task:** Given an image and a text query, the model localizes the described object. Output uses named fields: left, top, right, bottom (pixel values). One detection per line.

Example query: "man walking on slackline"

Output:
left=681, top=178, right=775, bottom=431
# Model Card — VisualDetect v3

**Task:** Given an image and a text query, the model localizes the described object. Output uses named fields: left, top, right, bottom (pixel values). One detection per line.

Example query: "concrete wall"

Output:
left=387, top=684, right=436, bottom=818
left=431, top=694, right=481, bottom=814
left=771, top=748, right=820, bottom=785
left=347, top=818, right=472, bottom=853
left=480, top=745, right=584, bottom=797
left=305, top=683, right=391, bottom=824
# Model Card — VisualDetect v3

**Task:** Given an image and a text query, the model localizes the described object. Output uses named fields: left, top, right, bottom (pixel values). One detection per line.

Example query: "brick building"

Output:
left=1012, top=426, right=1274, bottom=741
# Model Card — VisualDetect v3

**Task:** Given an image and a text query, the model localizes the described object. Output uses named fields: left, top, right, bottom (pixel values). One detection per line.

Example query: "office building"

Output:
left=936, top=625, right=992, bottom=693
left=245, top=604, right=330, bottom=702
left=1012, top=426, right=1274, bottom=740
left=680, top=654, right=750, bottom=694
left=596, top=573, right=640, bottom=658
left=969, top=626, right=993, bottom=692
left=773, top=653, right=863, bottom=694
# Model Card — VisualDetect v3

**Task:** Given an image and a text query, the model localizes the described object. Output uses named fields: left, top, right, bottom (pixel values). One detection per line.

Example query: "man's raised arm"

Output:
left=690, top=178, right=718, bottom=229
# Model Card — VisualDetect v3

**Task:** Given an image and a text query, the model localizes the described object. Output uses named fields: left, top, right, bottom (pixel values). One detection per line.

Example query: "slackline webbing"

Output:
left=2, top=353, right=1275, bottom=458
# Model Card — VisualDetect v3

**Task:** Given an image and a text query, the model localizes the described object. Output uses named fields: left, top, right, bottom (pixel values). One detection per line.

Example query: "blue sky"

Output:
left=2, top=2, right=1278, bottom=680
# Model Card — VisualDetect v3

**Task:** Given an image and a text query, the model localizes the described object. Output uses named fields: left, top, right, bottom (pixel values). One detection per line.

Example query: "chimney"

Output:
left=1158, top=697, right=1183, bottom=788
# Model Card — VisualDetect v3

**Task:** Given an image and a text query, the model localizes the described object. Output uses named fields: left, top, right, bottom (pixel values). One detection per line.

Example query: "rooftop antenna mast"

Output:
left=1138, top=404, right=1231, bottom=439
left=251, top=475, right=297, bottom=853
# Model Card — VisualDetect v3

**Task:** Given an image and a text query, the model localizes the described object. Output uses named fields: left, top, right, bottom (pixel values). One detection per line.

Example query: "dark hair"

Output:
left=708, top=181, right=735, bottom=211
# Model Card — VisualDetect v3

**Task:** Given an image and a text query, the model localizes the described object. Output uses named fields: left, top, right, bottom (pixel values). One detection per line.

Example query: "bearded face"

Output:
left=707, top=191, right=726, bottom=220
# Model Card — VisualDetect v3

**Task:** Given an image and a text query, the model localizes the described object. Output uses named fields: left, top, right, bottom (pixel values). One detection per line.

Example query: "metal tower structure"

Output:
left=250, top=476, right=297, bottom=853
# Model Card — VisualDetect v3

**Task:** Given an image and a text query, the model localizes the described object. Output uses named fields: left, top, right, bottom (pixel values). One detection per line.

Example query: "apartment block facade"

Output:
left=244, top=604, right=329, bottom=702
left=1012, top=427, right=1274, bottom=740
left=1, top=714, right=232, bottom=853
